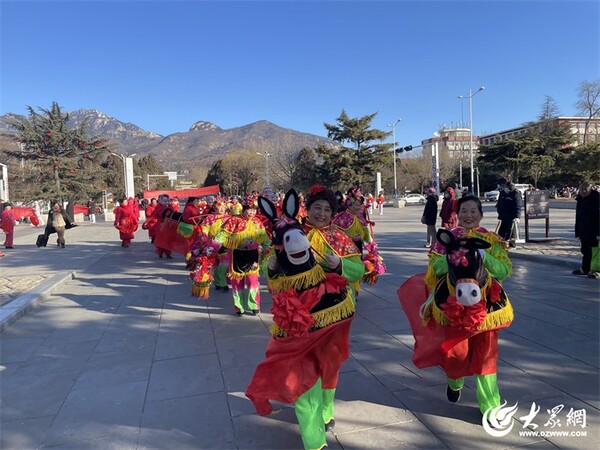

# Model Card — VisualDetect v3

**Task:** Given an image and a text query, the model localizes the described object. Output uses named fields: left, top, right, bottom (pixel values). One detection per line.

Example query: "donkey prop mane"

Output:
left=258, top=188, right=354, bottom=338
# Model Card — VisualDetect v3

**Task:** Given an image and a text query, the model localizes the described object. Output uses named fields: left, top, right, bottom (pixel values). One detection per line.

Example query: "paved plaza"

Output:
left=0, top=204, right=598, bottom=449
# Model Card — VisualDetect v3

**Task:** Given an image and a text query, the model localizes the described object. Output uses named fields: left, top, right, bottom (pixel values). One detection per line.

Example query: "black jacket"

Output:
left=575, top=189, right=600, bottom=240
left=422, top=195, right=439, bottom=226
left=496, top=189, right=523, bottom=221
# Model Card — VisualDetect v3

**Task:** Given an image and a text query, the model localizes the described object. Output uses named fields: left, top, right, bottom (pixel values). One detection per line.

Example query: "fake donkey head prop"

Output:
left=259, top=189, right=316, bottom=275
left=436, top=228, right=490, bottom=306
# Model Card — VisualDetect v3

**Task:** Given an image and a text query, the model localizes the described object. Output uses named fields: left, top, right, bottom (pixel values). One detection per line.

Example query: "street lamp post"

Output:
left=458, top=86, right=485, bottom=196
left=256, top=152, right=272, bottom=188
left=387, top=118, right=401, bottom=207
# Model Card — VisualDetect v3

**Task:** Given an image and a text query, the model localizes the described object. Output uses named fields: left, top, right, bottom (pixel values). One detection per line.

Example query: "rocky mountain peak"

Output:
left=189, top=121, right=221, bottom=132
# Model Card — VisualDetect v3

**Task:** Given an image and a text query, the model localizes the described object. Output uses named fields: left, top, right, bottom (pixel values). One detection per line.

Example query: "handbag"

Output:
left=591, top=246, right=600, bottom=273
left=420, top=215, right=427, bottom=225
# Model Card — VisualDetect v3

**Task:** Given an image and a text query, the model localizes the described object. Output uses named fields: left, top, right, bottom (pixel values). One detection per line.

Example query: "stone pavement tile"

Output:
left=215, top=332, right=271, bottom=370
left=139, top=391, right=236, bottom=450
left=334, top=420, right=446, bottom=449
left=501, top=333, right=599, bottom=410
left=40, top=381, right=146, bottom=448
left=13, top=339, right=98, bottom=377
left=351, top=346, right=440, bottom=393
left=0, top=415, right=55, bottom=450
left=515, top=298, right=599, bottom=333
left=221, top=363, right=261, bottom=417
left=333, top=370, right=414, bottom=431
left=495, top=359, right=566, bottom=403
left=356, top=303, right=410, bottom=332
left=395, top=386, right=543, bottom=449
left=43, top=318, right=111, bottom=345
left=146, top=353, right=224, bottom=402
left=72, top=348, right=153, bottom=391
left=507, top=314, right=591, bottom=345
left=550, top=338, right=599, bottom=368
left=154, top=325, right=216, bottom=361
left=0, top=371, right=79, bottom=421
left=0, top=336, right=46, bottom=363
left=41, top=435, right=138, bottom=449
left=348, top=318, right=397, bottom=352
left=0, top=304, right=72, bottom=339
left=232, top=407, right=306, bottom=450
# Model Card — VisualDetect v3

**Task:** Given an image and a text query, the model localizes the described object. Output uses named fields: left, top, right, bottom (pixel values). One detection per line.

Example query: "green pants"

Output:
left=294, top=379, right=335, bottom=450
left=448, top=373, right=500, bottom=414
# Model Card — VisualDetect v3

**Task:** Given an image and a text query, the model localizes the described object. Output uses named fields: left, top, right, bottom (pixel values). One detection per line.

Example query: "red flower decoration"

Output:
left=308, top=184, right=327, bottom=195
left=441, top=296, right=486, bottom=332
left=448, top=249, right=469, bottom=267
left=488, top=280, right=502, bottom=303
left=271, top=289, right=316, bottom=337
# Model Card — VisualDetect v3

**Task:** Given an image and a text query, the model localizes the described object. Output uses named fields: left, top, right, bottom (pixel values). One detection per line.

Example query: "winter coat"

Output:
left=439, top=188, right=458, bottom=229
left=422, top=195, right=439, bottom=226
left=575, top=189, right=600, bottom=241
left=496, top=188, right=523, bottom=221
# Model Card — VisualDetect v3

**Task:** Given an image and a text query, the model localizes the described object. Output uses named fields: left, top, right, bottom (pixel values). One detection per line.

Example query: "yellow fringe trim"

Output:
left=228, top=267, right=260, bottom=280
left=191, top=282, right=210, bottom=299
left=270, top=292, right=355, bottom=337
left=339, top=215, right=365, bottom=240
left=268, top=264, right=327, bottom=293
left=431, top=297, right=514, bottom=331
left=221, top=221, right=262, bottom=250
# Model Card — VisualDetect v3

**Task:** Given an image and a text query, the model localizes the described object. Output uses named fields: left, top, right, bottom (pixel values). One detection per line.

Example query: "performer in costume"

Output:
left=143, top=194, right=173, bottom=258
left=332, top=187, right=372, bottom=254
left=1, top=203, right=16, bottom=249
left=199, top=198, right=231, bottom=292
left=113, top=198, right=138, bottom=247
left=246, top=186, right=364, bottom=450
left=213, top=194, right=270, bottom=315
left=398, top=195, right=513, bottom=418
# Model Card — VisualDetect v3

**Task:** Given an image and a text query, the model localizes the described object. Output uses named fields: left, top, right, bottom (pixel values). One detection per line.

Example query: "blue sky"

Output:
left=1, top=0, right=599, bottom=150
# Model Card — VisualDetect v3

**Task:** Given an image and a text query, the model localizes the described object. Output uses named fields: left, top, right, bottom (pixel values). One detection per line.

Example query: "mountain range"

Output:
left=0, top=109, right=334, bottom=171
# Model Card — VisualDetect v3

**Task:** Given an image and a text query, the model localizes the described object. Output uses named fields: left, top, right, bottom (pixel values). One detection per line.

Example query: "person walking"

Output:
left=45, top=201, right=76, bottom=248
left=572, top=182, right=600, bottom=278
left=114, top=198, right=138, bottom=247
left=87, top=198, right=96, bottom=223
left=1, top=202, right=16, bottom=249
left=439, top=186, right=458, bottom=229
left=496, top=179, right=523, bottom=246
left=376, top=191, right=385, bottom=215
left=422, top=188, right=438, bottom=248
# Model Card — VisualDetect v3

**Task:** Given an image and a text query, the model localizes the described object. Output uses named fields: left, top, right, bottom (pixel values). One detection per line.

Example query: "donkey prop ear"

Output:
left=258, top=196, right=277, bottom=222
left=436, top=228, right=455, bottom=249
left=282, top=189, right=300, bottom=220
left=463, top=237, right=491, bottom=250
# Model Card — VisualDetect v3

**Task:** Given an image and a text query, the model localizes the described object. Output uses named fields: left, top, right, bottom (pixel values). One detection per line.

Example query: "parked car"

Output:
left=402, top=193, right=426, bottom=205
left=484, top=190, right=500, bottom=202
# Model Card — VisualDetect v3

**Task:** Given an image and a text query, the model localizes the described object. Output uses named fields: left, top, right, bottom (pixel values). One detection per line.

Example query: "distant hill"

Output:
left=0, top=109, right=333, bottom=171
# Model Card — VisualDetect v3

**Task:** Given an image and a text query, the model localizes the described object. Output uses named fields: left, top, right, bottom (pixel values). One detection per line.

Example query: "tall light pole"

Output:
left=458, top=86, right=485, bottom=196
left=256, top=152, right=271, bottom=188
left=387, top=118, right=401, bottom=207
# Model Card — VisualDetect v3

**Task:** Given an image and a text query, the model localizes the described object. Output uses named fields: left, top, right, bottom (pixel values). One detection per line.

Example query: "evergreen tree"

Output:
left=1, top=102, right=112, bottom=201
left=323, top=110, right=392, bottom=187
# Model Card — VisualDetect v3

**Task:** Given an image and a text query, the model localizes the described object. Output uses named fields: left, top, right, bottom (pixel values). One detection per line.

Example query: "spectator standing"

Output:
left=1, top=202, right=16, bottom=249
left=87, top=198, right=96, bottom=223
left=573, top=182, right=600, bottom=278
left=421, top=188, right=439, bottom=248
left=439, top=186, right=458, bottom=229
left=496, top=179, right=523, bottom=246
left=376, top=191, right=385, bottom=215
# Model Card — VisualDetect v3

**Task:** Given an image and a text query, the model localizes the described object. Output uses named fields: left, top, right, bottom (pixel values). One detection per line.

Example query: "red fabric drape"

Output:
left=245, top=318, right=352, bottom=416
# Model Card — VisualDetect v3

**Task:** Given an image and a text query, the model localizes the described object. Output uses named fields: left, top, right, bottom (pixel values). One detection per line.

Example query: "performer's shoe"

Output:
left=248, top=309, right=259, bottom=316
left=159, top=252, right=163, bottom=259
left=223, top=286, right=229, bottom=292
left=215, top=285, right=221, bottom=291
left=325, top=419, right=335, bottom=431
left=60, top=243, right=65, bottom=248
left=446, top=386, right=461, bottom=403
left=5, top=246, right=13, bottom=249
left=235, top=311, right=243, bottom=317
left=166, top=254, right=173, bottom=259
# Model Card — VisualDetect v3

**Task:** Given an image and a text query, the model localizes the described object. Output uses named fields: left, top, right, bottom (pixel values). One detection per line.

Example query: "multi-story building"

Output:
left=479, top=117, right=600, bottom=146
left=421, top=127, right=477, bottom=160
